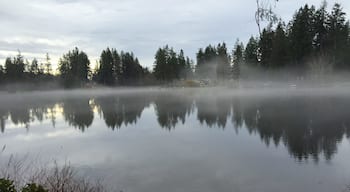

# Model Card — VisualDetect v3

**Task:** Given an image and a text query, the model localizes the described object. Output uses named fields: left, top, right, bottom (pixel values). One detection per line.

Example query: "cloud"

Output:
left=0, top=0, right=349, bottom=69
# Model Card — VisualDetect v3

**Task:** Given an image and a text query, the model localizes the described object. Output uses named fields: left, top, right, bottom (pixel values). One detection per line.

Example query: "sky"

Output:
left=0, top=0, right=349, bottom=71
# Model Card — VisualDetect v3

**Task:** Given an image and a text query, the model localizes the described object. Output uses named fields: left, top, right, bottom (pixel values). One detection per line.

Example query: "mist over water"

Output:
left=1, top=87, right=350, bottom=192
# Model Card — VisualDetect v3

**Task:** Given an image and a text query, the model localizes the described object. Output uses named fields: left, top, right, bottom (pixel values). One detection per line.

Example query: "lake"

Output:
left=0, top=87, right=350, bottom=192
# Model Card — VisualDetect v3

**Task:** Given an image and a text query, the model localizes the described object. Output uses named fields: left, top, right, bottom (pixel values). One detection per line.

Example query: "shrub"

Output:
left=22, top=183, right=48, bottom=192
left=0, top=178, right=16, bottom=192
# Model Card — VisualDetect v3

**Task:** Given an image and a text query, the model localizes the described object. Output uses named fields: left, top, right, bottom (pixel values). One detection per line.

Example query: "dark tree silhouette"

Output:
left=58, top=47, right=90, bottom=88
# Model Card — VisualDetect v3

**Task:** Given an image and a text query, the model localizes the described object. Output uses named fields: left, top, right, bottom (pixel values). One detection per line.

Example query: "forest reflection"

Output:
left=0, top=92, right=349, bottom=161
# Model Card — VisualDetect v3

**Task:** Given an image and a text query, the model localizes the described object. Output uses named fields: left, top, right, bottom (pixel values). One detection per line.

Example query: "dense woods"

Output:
left=0, top=2, right=350, bottom=88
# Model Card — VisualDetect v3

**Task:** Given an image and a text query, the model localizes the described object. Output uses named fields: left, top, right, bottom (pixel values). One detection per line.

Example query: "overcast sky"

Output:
left=0, top=0, right=349, bottom=70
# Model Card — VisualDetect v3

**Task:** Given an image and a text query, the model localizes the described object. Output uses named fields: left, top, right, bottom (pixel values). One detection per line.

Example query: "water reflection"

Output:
left=154, top=93, right=193, bottom=130
left=0, top=91, right=349, bottom=161
left=95, top=95, right=151, bottom=130
left=63, top=98, right=94, bottom=132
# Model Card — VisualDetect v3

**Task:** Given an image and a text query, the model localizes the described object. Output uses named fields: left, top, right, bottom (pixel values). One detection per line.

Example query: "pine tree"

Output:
left=58, top=47, right=90, bottom=87
left=195, top=48, right=205, bottom=78
left=154, top=47, right=168, bottom=81
left=232, top=40, right=244, bottom=81
left=185, top=57, right=194, bottom=79
left=313, top=1, right=329, bottom=54
left=270, top=22, right=289, bottom=68
left=167, top=48, right=178, bottom=80
left=0, top=65, right=4, bottom=84
left=44, top=53, right=52, bottom=75
left=217, top=42, right=230, bottom=80
left=178, top=49, right=186, bottom=79
left=154, top=46, right=191, bottom=82
left=111, top=49, right=121, bottom=83
left=327, top=3, right=349, bottom=69
left=288, top=4, right=316, bottom=68
left=5, top=51, right=25, bottom=82
left=97, top=48, right=115, bottom=85
left=244, top=36, right=259, bottom=66
left=30, top=58, right=39, bottom=75
left=259, top=27, right=274, bottom=68
left=119, top=51, right=144, bottom=84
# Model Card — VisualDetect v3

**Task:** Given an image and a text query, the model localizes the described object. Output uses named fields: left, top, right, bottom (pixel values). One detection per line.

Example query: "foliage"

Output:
left=0, top=178, right=16, bottom=192
left=94, top=48, right=147, bottom=85
left=0, top=158, right=106, bottom=192
left=246, top=2, right=350, bottom=77
left=244, top=36, right=259, bottom=66
left=232, top=40, right=244, bottom=80
left=195, top=43, right=230, bottom=80
left=153, top=45, right=193, bottom=82
left=21, top=184, right=47, bottom=192
left=95, top=48, right=119, bottom=85
left=58, top=47, right=90, bottom=88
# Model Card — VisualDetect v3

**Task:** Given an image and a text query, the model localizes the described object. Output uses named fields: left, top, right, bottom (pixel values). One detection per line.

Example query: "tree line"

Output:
left=0, top=2, right=349, bottom=88
left=153, top=45, right=194, bottom=82
left=194, top=2, right=350, bottom=81
left=0, top=52, right=54, bottom=85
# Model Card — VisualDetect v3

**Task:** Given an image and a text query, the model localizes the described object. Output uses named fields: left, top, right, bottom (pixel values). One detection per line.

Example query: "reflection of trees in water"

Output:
left=1, top=100, right=57, bottom=131
left=95, top=95, right=151, bottom=130
left=62, top=98, right=94, bottom=132
left=1, top=92, right=350, bottom=162
left=0, top=108, right=8, bottom=133
left=154, top=94, right=193, bottom=130
left=230, top=96, right=350, bottom=162
left=196, top=97, right=231, bottom=128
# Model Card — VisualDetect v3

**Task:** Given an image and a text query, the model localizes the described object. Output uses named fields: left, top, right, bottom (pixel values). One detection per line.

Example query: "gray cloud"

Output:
left=0, top=0, right=349, bottom=69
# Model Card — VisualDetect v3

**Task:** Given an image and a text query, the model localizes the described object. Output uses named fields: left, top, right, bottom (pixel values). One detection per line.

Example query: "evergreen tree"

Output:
left=232, top=40, right=244, bottom=80
left=5, top=51, right=25, bottom=82
left=244, top=36, right=259, bottom=66
left=178, top=49, right=186, bottom=79
left=111, top=48, right=121, bottom=83
left=168, top=48, right=178, bottom=80
left=29, top=58, right=39, bottom=75
left=153, top=46, right=191, bottom=82
left=44, top=53, right=52, bottom=75
left=313, top=1, right=329, bottom=54
left=259, top=27, right=274, bottom=68
left=154, top=47, right=168, bottom=81
left=185, top=57, right=194, bottom=79
left=0, top=65, right=4, bottom=84
left=270, top=22, right=289, bottom=68
left=195, top=48, right=205, bottom=78
left=288, top=5, right=316, bottom=68
left=58, top=47, right=90, bottom=87
left=97, top=48, right=115, bottom=85
left=29, top=58, right=40, bottom=81
left=327, top=3, right=349, bottom=69
left=217, top=43, right=230, bottom=80
left=120, top=52, right=144, bottom=84
left=195, top=43, right=230, bottom=80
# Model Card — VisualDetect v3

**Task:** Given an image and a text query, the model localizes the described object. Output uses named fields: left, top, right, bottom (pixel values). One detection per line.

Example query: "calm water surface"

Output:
left=0, top=88, right=350, bottom=192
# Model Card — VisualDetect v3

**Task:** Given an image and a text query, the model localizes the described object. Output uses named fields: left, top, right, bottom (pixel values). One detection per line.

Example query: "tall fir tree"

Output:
left=232, top=40, right=244, bottom=80
left=313, top=1, right=329, bottom=54
left=270, top=22, right=289, bottom=68
left=217, top=43, right=230, bottom=80
left=58, top=47, right=90, bottom=87
left=327, top=3, right=349, bottom=69
left=244, top=36, right=259, bottom=66
left=259, top=27, right=274, bottom=68
left=288, top=4, right=316, bottom=68
left=97, top=48, right=115, bottom=85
